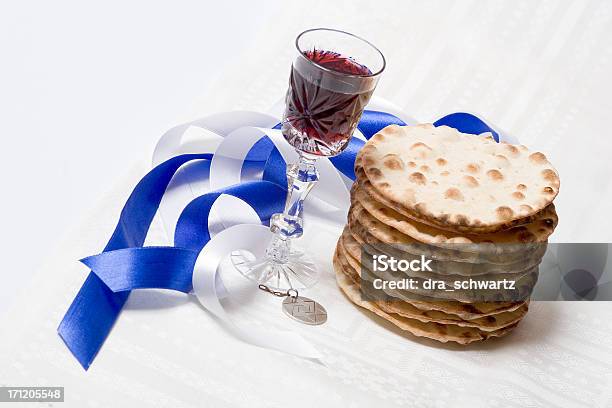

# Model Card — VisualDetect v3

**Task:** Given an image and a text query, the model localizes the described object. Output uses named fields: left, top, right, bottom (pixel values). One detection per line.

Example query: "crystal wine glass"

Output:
left=232, top=28, right=385, bottom=290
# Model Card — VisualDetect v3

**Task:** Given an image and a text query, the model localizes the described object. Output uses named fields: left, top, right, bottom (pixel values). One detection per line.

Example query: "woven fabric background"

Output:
left=1, top=1, right=611, bottom=407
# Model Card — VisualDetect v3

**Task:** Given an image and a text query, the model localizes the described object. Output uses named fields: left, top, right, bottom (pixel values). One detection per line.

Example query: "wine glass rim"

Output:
left=295, top=28, right=386, bottom=78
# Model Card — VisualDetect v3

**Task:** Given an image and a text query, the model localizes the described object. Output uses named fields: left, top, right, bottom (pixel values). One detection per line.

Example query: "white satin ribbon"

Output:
left=191, top=224, right=323, bottom=362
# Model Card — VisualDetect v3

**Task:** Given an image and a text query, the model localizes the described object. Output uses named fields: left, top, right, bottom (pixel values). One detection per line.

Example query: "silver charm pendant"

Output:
left=259, top=285, right=327, bottom=325
left=282, top=295, right=327, bottom=325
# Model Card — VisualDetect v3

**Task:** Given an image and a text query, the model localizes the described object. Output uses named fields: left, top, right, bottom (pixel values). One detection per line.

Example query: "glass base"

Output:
left=230, top=248, right=319, bottom=291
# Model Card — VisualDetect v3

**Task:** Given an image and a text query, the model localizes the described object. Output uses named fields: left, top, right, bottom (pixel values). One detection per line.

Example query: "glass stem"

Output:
left=266, top=153, right=319, bottom=263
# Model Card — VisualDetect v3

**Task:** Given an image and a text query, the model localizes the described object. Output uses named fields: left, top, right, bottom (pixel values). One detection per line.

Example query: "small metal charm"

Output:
left=282, top=295, right=327, bottom=325
left=259, top=284, right=327, bottom=325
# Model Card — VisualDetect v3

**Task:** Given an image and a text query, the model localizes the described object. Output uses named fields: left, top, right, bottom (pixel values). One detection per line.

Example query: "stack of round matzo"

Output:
left=334, top=124, right=559, bottom=344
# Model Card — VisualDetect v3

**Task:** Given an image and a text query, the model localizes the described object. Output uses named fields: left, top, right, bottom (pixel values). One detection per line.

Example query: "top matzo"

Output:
left=359, top=124, right=560, bottom=233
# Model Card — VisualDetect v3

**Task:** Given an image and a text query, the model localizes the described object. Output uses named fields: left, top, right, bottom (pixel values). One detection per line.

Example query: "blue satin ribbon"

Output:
left=434, top=112, right=500, bottom=143
left=58, top=110, right=499, bottom=370
left=58, top=153, right=212, bottom=370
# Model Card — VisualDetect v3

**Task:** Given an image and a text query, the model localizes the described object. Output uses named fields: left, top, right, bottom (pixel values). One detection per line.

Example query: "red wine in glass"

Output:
left=282, top=49, right=376, bottom=157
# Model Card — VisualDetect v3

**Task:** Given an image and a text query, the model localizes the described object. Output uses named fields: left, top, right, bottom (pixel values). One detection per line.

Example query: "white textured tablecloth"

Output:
left=2, top=1, right=612, bottom=407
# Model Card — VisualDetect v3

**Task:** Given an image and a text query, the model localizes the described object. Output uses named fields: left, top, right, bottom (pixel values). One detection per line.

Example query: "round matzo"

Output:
left=339, top=228, right=538, bottom=303
left=353, top=163, right=558, bottom=249
left=336, top=235, right=527, bottom=319
left=359, top=124, right=560, bottom=233
left=338, top=232, right=530, bottom=324
left=348, top=201, right=547, bottom=267
left=333, top=246, right=520, bottom=343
